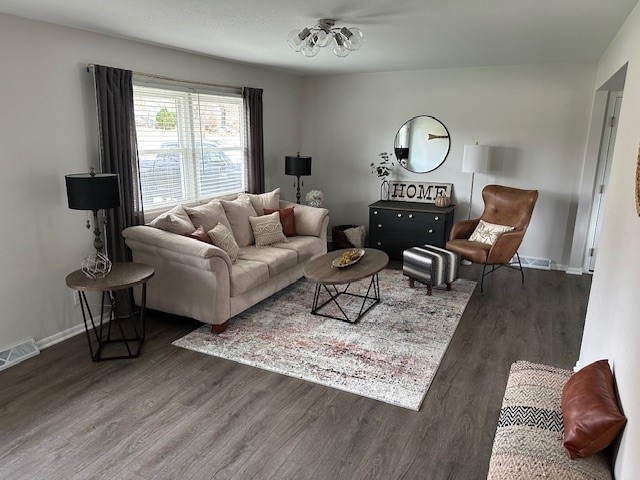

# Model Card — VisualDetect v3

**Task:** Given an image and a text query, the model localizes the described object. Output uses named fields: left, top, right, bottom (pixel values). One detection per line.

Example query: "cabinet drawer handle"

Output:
left=377, top=224, right=382, bottom=228
left=408, top=214, right=413, bottom=219
left=377, top=241, right=382, bottom=246
left=428, top=229, right=434, bottom=234
left=398, top=213, right=402, bottom=217
left=373, top=210, right=378, bottom=215
left=434, top=216, right=440, bottom=221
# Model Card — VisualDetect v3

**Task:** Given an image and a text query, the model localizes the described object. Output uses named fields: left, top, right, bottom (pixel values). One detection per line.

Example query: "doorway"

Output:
left=584, top=91, right=623, bottom=272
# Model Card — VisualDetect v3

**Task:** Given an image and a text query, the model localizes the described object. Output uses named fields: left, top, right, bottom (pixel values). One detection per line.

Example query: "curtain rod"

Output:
left=86, top=64, right=242, bottom=91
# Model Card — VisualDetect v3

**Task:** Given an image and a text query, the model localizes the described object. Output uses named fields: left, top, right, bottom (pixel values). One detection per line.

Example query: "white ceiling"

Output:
left=0, top=0, right=637, bottom=75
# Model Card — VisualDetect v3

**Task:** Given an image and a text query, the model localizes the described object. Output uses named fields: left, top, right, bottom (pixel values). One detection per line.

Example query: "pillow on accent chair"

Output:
left=249, top=211, right=288, bottom=247
left=220, top=196, right=258, bottom=247
left=468, top=219, right=515, bottom=245
left=263, top=207, right=296, bottom=237
left=184, top=200, right=232, bottom=233
left=208, top=223, right=240, bottom=262
left=562, top=359, right=627, bottom=459
left=187, top=225, right=212, bottom=244
left=148, top=205, right=195, bottom=235
left=238, top=188, right=280, bottom=215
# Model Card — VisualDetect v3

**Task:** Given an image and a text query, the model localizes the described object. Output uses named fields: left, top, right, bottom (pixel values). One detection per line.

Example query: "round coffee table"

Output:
left=304, top=248, right=389, bottom=323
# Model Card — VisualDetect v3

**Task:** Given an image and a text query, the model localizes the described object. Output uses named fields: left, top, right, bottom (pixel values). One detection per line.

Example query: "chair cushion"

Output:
left=249, top=211, right=288, bottom=247
left=562, top=359, right=627, bottom=459
left=229, top=259, right=270, bottom=296
left=469, top=219, right=515, bottom=245
left=446, top=239, right=491, bottom=264
left=240, top=245, right=298, bottom=276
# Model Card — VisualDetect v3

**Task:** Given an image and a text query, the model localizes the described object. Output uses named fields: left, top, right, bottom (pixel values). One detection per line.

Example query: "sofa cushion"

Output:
left=184, top=200, right=232, bottom=233
left=273, top=236, right=323, bottom=262
left=239, top=188, right=280, bottom=215
left=264, top=207, right=296, bottom=237
left=208, top=223, right=240, bottom=263
left=148, top=205, right=195, bottom=235
left=221, top=196, right=258, bottom=247
left=562, top=359, right=627, bottom=459
left=229, top=259, right=270, bottom=296
left=241, top=245, right=298, bottom=277
left=249, top=211, right=288, bottom=247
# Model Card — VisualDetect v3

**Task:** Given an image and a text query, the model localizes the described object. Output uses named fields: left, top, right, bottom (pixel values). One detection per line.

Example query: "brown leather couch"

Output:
left=446, top=184, right=538, bottom=292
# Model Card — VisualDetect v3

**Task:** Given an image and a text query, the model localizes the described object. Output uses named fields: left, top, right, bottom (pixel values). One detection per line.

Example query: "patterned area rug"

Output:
left=172, top=269, right=475, bottom=410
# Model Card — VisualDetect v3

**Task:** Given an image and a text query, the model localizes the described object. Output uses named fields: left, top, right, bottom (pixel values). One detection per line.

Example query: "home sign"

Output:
left=389, top=181, right=452, bottom=204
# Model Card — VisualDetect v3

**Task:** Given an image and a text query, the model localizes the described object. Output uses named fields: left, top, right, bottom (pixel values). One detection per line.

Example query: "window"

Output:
left=132, top=83, right=245, bottom=210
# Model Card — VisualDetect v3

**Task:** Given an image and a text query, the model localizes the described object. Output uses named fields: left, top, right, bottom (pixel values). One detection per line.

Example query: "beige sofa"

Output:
left=122, top=197, right=329, bottom=333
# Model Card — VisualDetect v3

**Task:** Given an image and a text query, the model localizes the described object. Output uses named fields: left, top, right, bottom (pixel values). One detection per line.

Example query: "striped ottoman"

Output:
left=402, top=245, right=459, bottom=295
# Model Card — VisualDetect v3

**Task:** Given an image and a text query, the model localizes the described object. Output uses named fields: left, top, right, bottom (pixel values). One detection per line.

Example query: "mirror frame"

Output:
left=394, top=115, right=451, bottom=174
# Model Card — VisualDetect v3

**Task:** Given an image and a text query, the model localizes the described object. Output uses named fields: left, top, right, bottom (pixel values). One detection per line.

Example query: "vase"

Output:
left=307, top=199, right=323, bottom=208
left=380, top=179, right=389, bottom=201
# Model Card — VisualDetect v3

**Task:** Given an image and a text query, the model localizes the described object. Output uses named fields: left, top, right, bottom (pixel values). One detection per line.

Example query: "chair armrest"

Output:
left=280, top=200, right=329, bottom=237
left=487, top=230, right=525, bottom=264
left=449, top=219, right=480, bottom=241
left=122, top=225, right=232, bottom=271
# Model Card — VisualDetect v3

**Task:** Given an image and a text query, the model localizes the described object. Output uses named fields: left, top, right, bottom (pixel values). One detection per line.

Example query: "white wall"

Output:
left=579, top=2, right=640, bottom=478
left=0, top=13, right=302, bottom=350
left=299, top=63, right=597, bottom=268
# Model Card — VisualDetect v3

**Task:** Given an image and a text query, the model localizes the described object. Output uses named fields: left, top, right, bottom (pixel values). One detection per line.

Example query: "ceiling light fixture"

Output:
left=288, top=19, right=364, bottom=58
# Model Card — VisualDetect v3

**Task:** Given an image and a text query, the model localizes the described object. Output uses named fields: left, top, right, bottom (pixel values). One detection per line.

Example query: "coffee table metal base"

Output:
left=311, top=273, right=381, bottom=324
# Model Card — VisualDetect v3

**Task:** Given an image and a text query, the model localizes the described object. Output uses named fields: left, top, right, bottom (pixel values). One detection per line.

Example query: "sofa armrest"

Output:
left=280, top=200, right=329, bottom=237
left=122, top=225, right=232, bottom=271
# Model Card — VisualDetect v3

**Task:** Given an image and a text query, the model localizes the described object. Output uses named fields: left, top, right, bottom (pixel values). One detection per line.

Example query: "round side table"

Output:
left=66, top=262, right=154, bottom=362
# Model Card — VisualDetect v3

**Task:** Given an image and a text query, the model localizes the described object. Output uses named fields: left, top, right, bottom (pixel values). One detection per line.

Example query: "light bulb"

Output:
left=302, top=35, right=320, bottom=57
left=288, top=28, right=310, bottom=52
left=340, top=27, right=364, bottom=51
left=315, top=29, right=331, bottom=47
left=333, top=34, right=351, bottom=57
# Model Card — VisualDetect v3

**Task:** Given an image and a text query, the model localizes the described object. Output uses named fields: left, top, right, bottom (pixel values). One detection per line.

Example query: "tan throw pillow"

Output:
left=208, top=223, right=240, bottom=263
left=249, top=211, right=288, bottom=247
left=148, top=205, right=195, bottom=235
left=562, top=359, right=627, bottom=459
left=184, top=200, right=232, bottom=233
left=220, top=196, right=258, bottom=247
left=238, top=188, right=280, bottom=215
left=469, top=220, right=515, bottom=245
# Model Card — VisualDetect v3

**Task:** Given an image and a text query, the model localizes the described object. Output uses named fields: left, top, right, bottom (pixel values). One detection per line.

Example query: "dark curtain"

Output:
left=93, top=65, right=144, bottom=262
left=243, top=87, right=265, bottom=194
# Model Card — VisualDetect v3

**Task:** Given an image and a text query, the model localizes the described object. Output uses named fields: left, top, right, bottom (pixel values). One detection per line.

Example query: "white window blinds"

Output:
left=132, top=84, right=245, bottom=209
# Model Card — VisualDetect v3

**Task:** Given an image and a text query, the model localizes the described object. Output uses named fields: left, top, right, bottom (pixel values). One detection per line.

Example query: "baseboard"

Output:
left=36, top=313, right=109, bottom=350
left=565, top=267, right=583, bottom=276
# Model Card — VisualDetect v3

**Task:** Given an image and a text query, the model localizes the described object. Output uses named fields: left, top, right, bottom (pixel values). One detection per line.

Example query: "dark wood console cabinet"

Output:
left=368, top=201, right=455, bottom=259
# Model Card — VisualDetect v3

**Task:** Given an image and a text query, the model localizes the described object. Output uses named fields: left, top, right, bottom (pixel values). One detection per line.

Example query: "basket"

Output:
left=332, top=224, right=357, bottom=249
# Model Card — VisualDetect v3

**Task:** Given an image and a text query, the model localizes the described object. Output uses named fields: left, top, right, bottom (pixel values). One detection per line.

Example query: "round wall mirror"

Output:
left=394, top=115, right=451, bottom=173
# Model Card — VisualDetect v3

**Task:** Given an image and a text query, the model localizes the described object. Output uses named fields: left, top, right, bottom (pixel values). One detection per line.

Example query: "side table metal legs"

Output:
left=78, top=284, right=148, bottom=362
left=310, top=274, right=381, bottom=324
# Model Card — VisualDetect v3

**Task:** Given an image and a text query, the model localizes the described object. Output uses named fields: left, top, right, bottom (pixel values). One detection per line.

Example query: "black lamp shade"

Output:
left=285, top=155, right=312, bottom=177
left=65, top=173, right=121, bottom=211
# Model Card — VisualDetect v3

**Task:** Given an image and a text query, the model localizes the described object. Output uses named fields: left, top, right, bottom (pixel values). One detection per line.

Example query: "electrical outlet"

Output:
left=72, top=291, right=80, bottom=306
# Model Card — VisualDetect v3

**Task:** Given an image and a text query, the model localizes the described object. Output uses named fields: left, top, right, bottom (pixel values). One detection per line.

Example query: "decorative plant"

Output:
left=370, top=152, right=393, bottom=179
left=305, top=190, right=324, bottom=202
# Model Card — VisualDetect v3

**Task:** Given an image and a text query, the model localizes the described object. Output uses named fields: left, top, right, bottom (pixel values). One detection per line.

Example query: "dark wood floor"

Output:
left=0, top=265, right=591, bottom=480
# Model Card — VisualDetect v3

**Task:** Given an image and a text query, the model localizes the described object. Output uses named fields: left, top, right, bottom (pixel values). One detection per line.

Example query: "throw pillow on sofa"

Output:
left=187, top=225, right=212, bottom=244
left=184, top=200, right=232, bottom=233
left=238, top=188, right=280, bottom=215
left=208, top=223, right=240, bottom=262
left=264, top=207, right=296, bottom=237
left=249, top=211, right=288, bottom=247
left=221, top=196, right=258, bottom=247
left=148, top=205, right=195, bottom=235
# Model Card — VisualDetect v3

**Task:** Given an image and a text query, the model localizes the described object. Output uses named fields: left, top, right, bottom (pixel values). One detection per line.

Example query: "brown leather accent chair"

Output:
left=446, top=185, right=538, bottom=292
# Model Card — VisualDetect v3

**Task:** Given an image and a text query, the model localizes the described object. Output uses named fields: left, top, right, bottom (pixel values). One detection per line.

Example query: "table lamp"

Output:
left=285, top=153, right=312, bottom=204
left=65, top=167, right=121, bottom=277
left=462, top=143, right=489, bottom=220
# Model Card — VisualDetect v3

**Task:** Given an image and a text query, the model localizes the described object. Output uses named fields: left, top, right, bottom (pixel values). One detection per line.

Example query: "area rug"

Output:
left=172, top=269, right=475, bottom=410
